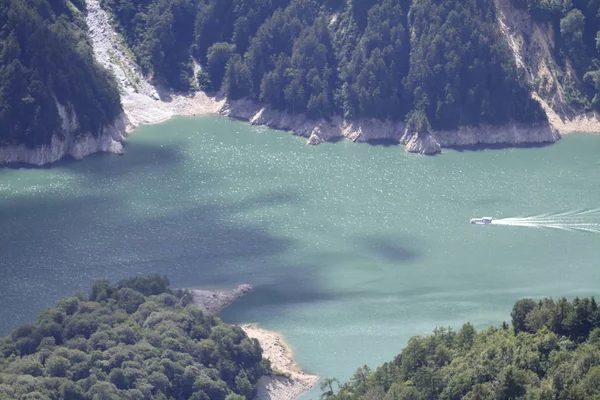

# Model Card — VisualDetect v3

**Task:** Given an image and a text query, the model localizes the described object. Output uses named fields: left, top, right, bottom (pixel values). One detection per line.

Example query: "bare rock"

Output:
left=190, top=284, right=252, bottom=315
left=432, top=122, right=559, bottom=147
left=307, top=132, right=325, bottom=145
left=402, top=130, right=441, bottom=155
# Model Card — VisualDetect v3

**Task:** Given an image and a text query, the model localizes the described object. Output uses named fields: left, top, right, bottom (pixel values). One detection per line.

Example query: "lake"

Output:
left=1, top=116, right=600, bottom=398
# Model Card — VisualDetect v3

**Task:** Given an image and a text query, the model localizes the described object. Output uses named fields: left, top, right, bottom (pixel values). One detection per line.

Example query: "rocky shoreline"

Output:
left=189, top=285, right=320, bottom=400
left=0, top=0, right=585, bottom=165
left=221, top=99, right=560, bottom=155
left=0, top=105, right=127, bottom=166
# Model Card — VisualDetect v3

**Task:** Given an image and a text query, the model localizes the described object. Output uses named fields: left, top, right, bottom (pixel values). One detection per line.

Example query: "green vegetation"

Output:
left=0, top=0, right=122, bottom=148
left=513, top=0, right=600, bottom=110
left=321, top=296, right=600, bottom=400
left=0, top=275, right=269, bottom=399
left=102, top=0, right=545, bottom=129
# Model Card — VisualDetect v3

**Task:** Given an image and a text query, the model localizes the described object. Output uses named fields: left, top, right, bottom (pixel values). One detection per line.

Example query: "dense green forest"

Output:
left=101, top=0, right=546, bottom=129
left=513, top=0, right=600, bottom=110
left=321, top=296, right=600, bottom=400
left=0, top=0, right=122, bottom=148
left=0, top=275, right=269, bottom=399
left=6, top=0, right=600, bottom=148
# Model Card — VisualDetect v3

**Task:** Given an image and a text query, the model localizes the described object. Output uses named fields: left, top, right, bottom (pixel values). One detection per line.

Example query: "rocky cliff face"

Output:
left=494, top=0, right=600, bottom=133
left=0, top=101, right=126, bottom=166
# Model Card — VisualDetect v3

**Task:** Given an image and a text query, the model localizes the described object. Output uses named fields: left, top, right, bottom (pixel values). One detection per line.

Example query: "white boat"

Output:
left=470, top=217, right=493, bottom=225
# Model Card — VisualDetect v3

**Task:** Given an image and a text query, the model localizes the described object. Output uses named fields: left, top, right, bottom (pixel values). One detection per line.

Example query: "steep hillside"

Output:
left=0, top=0, right=126, bottom=165
left=495, top=0, right=600, bottom=133
left=5, top=0, right=600, bottom=163
left=322, top=296, right=600, bottom=400
left=102, top=0, right=545, bottom=128
left=93, top=0, right=566, bottom=153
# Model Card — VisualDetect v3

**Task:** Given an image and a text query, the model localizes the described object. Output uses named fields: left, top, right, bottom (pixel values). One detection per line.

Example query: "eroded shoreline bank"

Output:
left=189, top=285, right=319, bottom=400
left=3, top=0, right=600, bottom=165
left=86, top=0, right=561, bottom=157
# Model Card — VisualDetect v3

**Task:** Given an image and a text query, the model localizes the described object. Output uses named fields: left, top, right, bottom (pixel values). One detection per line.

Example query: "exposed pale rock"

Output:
left=222, top=100, right=558, bottom=153
left=494, top=0, right=600, bottom=134
left=189, top=284, right=252, bottom=314
left=2, top=0, right=562, bottom=167
left=433, top=122, right=560, bottom=147
left=401, top=130, right=442, bottom=155
left=0, top=101, right=127, bottom=166
left=307, top=132, right=325, bottom=145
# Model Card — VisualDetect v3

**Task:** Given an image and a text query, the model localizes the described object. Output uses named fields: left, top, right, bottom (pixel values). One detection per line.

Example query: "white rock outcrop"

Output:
left=221, top=100, right=559, bottom=154
left=433, top=122, right=560, bottom=147
left=0, top=101, right=126, bottom=166
left=189, top=284, right=252, bottom=314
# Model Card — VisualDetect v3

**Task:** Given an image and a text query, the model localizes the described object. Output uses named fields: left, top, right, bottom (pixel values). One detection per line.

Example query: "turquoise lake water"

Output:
left=1, top=116, right=600, bottom=398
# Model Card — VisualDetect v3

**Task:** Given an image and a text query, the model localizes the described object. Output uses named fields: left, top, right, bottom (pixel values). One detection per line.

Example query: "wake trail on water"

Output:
left=491, top=208, right=600, bottom=233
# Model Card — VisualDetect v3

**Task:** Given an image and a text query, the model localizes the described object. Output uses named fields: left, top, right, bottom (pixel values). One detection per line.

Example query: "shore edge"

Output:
left=189, top=285, right=319, bottom=400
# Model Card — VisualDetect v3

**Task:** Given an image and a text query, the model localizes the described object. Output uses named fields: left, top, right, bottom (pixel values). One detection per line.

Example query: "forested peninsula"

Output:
left=0, top=276, right=271, bottom=400
left=321, top=296, right=600, bottom=400
left=2, top=0, right=600, bottom=162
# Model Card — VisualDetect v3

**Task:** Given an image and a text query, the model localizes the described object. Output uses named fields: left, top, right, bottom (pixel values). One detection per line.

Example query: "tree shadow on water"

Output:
left=447, top=141, right=554, bottom=152
left=0, top=140, right=185, bottom=173
left=352, top=234, right=419, bottom=263
left=365, top=139, right=400, bottom=147
left=221, top=234, right=423, bottom=322
left=0, top=171, right=315, bottom=334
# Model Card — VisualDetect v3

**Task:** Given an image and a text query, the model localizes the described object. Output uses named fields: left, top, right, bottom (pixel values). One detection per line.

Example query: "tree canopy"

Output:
left=0, top=0, right=122, bottom=148
left=0, top=275, right=270, bottom=399
left=321, top=295, right=600, bottom=400
left=102, top=0, right=546, bottom=129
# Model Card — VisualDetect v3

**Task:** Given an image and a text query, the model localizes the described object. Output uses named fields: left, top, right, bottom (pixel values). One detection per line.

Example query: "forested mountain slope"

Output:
left=102, top=0, right=548, bottom=130
left=0, top=0, right=123, bottom=154
left=322, top=296, right=600, bottom=400
left=0, top=275, right=270, bottom=400
left=3, top=0, right=600, bottom=162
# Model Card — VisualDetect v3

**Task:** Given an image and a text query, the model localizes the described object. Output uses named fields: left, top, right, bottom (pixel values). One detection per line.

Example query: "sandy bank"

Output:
left=241, top=324, right=320, bottom=400
left=189, top=285, right=319, bottom=400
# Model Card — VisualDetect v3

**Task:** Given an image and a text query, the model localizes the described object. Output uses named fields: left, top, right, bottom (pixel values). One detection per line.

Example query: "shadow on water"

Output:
left=219, top=282, right=357, bottom=322
left=447, top=141, right=555, bottom=152
left=0, top=155, right=88, bottom=170
left=222, top=234, right=423, bottom=322
left=75, top=141, right=186, bottom=178
left=353, top=234, right=418, bottom=263
left=1, top=162, right=61, bottom=171
left=365, top=139, right=400, bottom=147
left=0, top=139, right=314, bottom=334
left=0, top=186, right=306, bottom=333
left=230, top=190, right=306, bottom=213
left=0, top=135, right=427, bottom=335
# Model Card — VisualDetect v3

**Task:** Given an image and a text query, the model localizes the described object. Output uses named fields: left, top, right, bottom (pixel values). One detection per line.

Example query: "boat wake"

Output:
left=491, top=208, right=600, bottom=233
